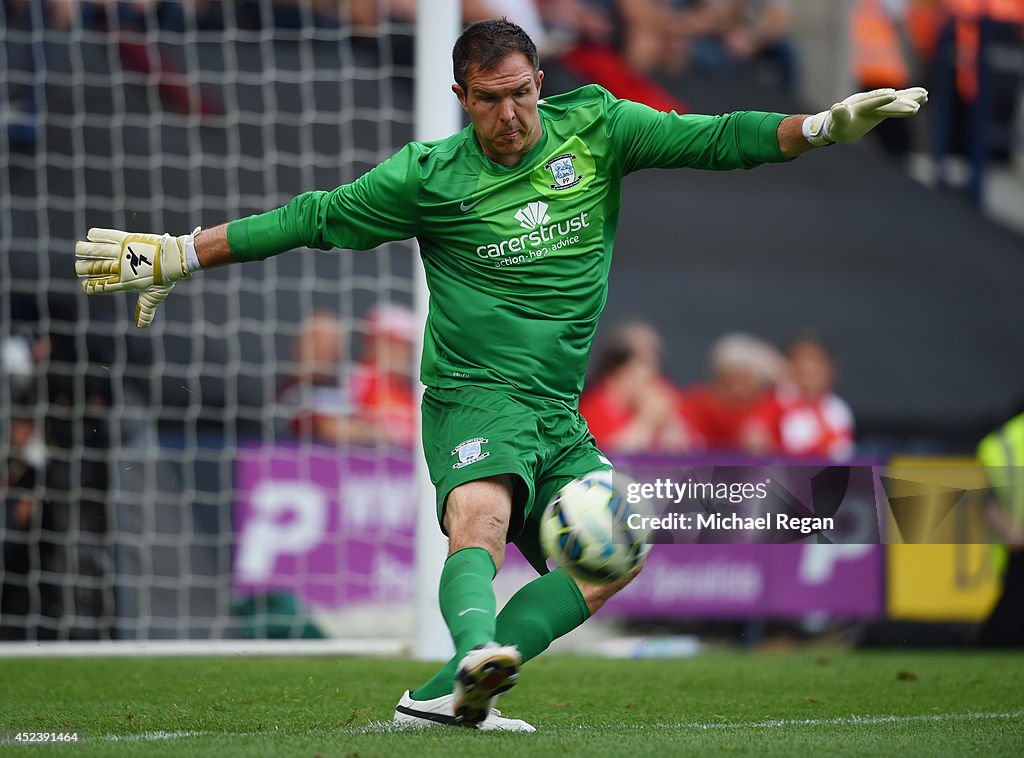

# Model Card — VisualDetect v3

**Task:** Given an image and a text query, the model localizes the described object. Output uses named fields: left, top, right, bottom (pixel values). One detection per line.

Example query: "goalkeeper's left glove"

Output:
left=803, top=87, right=928, bottom=147
left=75, top=227, right=198, bottom=328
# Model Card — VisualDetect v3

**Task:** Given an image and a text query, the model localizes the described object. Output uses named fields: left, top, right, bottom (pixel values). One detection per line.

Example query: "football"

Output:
left=540, top=470, right=652, bottom=583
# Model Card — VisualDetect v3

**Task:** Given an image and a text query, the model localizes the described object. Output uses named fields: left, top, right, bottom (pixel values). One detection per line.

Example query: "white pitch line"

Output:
left=97, top=711, right=1024, bottom=742
left=104, top=731, right=207, bottom=741
left=356, top=710, right=1024, bottom=734
left=666, top=710, right=1024, bottom=731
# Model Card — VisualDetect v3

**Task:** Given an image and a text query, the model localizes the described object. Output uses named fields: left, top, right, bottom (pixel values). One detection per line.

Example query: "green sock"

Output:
left=438, top=546, right=497, bottom=661
left=412, top=568, right=589, bottom=701
left=493, top=568, right=590, bottom=661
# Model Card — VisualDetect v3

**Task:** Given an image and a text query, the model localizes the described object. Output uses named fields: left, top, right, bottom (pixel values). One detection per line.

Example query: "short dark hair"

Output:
left=452, top=18, right=539, bottom=91
left=786, top=330, right=832, bottom=357
left=592, top=320, right=658, bottom=381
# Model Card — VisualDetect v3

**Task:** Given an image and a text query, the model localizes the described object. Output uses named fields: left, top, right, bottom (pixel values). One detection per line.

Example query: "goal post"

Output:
left=412, top=0, right=460, bottom=662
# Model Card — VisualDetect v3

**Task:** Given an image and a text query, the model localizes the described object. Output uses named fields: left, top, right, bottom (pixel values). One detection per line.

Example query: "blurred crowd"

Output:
left=1, top=323, right=111, bottom=640
left=281, top=309, right=855, bottom=461
left=2, top=0, right=797, bottom=57
left=342, top=0, right=798, bottom=82
left=8, top=1, right=1022, bottom=166
left=844, top=0, right=1024, bottom=161
left=3, top=0, right=801, bottom=146
left=279, top=305, right=418, bottom=448
left=579, top=322, right=855, bottom=461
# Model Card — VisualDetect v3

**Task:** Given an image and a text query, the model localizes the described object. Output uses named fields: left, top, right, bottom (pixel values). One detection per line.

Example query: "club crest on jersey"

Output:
left=545, top=153, right=582, bottom=190
left=452, top=438, right=490, bottom=469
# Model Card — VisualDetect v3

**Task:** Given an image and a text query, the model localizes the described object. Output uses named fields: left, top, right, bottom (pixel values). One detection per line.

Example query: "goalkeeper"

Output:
left=76, top=18, right=926, bottom=732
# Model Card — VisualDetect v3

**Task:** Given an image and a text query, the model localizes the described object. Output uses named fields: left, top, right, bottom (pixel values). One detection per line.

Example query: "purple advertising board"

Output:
left=234, top=447, right=884, bottom=619
left=234, top=447, right=418, bottom=608
left=603, top=543, right=882, bottom=619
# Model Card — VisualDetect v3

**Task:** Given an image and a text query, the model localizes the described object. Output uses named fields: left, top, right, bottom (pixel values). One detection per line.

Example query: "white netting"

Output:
left=1, top=1, right=420, bottom=642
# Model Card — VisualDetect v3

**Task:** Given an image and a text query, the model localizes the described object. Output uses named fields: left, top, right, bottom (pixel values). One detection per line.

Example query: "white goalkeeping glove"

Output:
left=803, top=87, right=928, bottom=147
left=75, top=228, right=199, bottom=328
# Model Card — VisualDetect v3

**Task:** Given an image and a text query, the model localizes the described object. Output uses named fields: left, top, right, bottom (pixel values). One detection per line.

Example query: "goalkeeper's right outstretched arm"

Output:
left=75, top=187, right=339, bottom=328
left=76, top=145, right=422, bottom=328
left=75, top=189, right=354, bottom=328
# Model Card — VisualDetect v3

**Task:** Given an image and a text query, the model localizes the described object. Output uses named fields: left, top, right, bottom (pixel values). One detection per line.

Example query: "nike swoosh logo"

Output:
left=457, top=607, right=489, bottom=617
left=459, top=198, right=483, bottom=212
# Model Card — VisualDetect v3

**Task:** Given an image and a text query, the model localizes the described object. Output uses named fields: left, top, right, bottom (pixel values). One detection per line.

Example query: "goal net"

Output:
left=1, top=1, right=430, bottom=647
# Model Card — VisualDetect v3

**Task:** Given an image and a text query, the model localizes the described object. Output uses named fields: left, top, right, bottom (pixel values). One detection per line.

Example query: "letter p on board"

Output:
left=236, top=482, right=327, bottom=582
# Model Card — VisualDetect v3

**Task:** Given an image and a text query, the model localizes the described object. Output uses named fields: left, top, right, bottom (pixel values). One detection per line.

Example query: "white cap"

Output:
left=366, top=305, right=417, bottom=343
left=710, top=333, right=783, bottom=383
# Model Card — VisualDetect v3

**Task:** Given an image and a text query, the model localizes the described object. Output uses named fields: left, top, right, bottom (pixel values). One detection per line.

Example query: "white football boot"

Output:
left=393, top=689, right=535, bottom=732
left=453, top=643, right=522, bottom=724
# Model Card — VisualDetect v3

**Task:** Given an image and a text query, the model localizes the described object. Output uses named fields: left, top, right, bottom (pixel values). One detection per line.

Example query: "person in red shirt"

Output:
left=279, top=307, right=417, bottom=447
left=679, top=332, right=782, bottom=452
left=278, top=311, right=362, bottom=442
left=743, top=334, right=855, bottom=460
left=350, top=305, right=418, bottom=448
left=580, top=320, right=694, bottom=454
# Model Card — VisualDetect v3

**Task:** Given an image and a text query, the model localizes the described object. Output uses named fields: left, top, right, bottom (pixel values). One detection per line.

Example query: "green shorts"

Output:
left=422, top=385, right=612, bottom=575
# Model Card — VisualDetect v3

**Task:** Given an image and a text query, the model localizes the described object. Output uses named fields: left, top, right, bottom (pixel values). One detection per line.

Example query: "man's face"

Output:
left=453, top=52, right=544, bottom=167
left=788, top=342, right=834, bottom=399
left=373, top=335, right=414, bottom=379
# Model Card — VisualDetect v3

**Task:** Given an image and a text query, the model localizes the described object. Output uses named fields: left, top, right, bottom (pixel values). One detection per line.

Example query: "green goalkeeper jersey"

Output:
left=228, top=85, right=788, bottom=405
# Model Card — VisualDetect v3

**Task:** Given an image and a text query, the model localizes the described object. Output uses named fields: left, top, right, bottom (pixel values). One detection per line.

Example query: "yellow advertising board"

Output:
left=885, top=458, right=1001, bottom=621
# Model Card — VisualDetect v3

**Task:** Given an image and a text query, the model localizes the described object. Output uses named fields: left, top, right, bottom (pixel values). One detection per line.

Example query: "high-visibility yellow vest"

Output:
left=977, top=412, right=1024, bottom=570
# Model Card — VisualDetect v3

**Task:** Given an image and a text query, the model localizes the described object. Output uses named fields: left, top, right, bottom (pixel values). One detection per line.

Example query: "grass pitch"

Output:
left=1, top=651, right=1022, bottom=756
